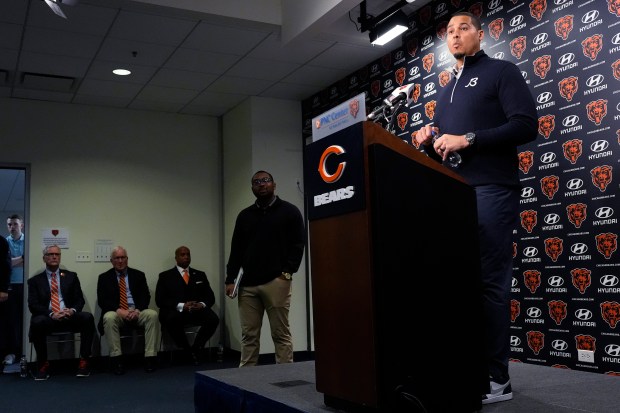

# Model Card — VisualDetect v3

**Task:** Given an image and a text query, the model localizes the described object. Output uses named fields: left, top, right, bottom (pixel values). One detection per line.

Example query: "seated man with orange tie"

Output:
left=27, top=244, right=95, bottom=380
left=97, top=246, right=159, bottom=375
left=156, top=246, right=219, bottom=365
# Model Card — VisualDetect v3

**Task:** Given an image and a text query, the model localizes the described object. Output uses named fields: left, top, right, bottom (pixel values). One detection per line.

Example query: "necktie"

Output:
left=119, top=275, right=128, bottom=310
left=183, top=269, right=189, bottom=285
left=50, top=272, right=61, bottom=313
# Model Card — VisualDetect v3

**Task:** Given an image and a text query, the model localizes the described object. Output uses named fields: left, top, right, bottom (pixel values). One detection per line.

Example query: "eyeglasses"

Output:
left=252, top=177, right=273, bottom=186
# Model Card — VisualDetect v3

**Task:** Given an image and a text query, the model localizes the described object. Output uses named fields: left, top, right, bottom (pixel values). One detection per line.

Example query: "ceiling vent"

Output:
left=20, top=72, right=76, bottom=91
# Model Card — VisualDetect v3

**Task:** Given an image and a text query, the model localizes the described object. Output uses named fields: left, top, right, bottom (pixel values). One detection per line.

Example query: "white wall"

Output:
left=1, top=97, right=222, bottom=356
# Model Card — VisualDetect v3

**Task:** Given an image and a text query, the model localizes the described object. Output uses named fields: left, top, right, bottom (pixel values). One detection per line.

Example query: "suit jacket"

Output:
left=97, top=267, right=151, bottom=334
left=27, top=269, right=86, bottom=317
left=155, top=266, right=215, bottom=320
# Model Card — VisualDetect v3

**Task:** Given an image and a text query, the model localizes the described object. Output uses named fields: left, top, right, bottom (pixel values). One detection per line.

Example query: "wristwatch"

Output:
left=281, top=272, right=292, bottom=280
left=465, top=132, right=476, bottom=146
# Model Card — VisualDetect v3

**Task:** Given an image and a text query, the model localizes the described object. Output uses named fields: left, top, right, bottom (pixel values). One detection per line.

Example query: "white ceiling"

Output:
left=0, top=0, right=431, bottom=117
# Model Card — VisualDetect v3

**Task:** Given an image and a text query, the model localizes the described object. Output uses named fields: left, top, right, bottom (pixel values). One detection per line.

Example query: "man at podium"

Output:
left=415, top=11, right=538, bottom=406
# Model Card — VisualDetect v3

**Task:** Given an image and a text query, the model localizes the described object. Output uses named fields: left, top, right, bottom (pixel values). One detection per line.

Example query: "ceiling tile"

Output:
left=77, top=78, right=144, bottom=98
left=206, top=75, right=273, bottom=95
left=150, top=68, right=218, bottom=90
left=108, top=10, right=197, bottom=45
left=22, top=26, right=103, bottom=58
left=164, top=48, right=240, bottom=74
left=135, top=84, right=199, bottom=103
left=97, top=37, right=177, bottom=67
left=227, top=57, right=300, bottom=81
left=183, top=21, right=270, bottom=55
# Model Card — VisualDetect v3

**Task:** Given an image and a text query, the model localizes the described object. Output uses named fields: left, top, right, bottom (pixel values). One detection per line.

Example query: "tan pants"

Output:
left=238, top=277, right=292, bottom=367
left=102, top=309, right=160, bottom=357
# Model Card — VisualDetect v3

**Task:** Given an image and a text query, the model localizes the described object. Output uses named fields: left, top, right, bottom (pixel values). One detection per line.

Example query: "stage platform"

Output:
left=194, top=361, right=341, bottom=413
left=194, top=359, right=620, bottom=413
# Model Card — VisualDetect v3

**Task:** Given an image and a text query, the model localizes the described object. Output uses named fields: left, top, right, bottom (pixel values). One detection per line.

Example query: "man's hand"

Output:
left=0, top=292, right=8, bottom=302
left=225, top=284, right=235, bottom=299
left=51, top=308, right=72, bottom=320
left=184, top=301, right=205, bottom=312
left=414, top=124, right=437, bottom=146
left=117, top=307, right=140, bottom=321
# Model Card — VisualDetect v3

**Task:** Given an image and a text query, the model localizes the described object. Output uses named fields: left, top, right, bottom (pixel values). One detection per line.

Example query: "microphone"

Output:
left=367, top=104, right=388, bottom=121
left=367, top=84, right=415, bottom=122
left=384, top=84, right=415, bottom=108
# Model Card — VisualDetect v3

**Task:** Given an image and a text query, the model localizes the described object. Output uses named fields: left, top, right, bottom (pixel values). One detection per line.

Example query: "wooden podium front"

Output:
left=306, top=122, right=486, bottom=412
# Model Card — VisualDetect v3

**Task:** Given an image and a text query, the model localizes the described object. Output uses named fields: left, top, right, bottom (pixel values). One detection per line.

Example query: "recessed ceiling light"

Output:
left=113, top=69, right=131, bottom=76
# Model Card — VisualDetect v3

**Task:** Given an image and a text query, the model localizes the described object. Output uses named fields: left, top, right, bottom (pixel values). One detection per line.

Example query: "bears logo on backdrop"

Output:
left=581, top=34, right=603, bottom=61
left=488, top=18, right=503, bottom=40
left=540, top=175, right=559, bottom=200
left=510, top=36, right=527, bottom=59
left=562, top=139, right=582, bottom=164
left=518, top=151, right=534, bottom=174
left=529, top=0, right=547, bottom=21
left=570, top=268, right=592, bottom=294
left=595, top=233, right=617, bottom=259
left=545, top=237, right=563, bottom=262
left=523, top=270, right=541, bottom=293
left=600, top=301, right=620, bottom=328
left=422, top=53, right=434, bottom=73
left=533, top=55, right=552, bottom=79
left=548, top=300, right=567, bottom=325
left=511, top=299, right=521, bottom=322
left=538, top=115, right=555, bottom=139
left=590, top=165, right=612, bottom=192
left=520, top=210, right=537, bottom=233
left=558, top=77, right=578, bottom=102
left=527, top=331, right=545, bottom=355
left=575, top=335, right=596, bottom=352
left=566, top=203, right=587, bottom=228
left=554, top=15, right=573, bottom=41
left=586, top=99, right=608, bottom=126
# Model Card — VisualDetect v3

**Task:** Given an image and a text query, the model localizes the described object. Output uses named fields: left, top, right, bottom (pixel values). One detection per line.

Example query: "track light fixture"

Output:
left=358, top=0, right=411, bottom=46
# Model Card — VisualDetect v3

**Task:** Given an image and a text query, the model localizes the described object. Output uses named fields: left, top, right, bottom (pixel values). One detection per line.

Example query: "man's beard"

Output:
left=453, top=52, right=465, bottom=60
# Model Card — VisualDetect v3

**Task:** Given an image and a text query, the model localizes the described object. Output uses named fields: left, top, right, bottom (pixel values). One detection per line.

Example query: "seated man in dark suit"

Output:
left=156, top=245, right=219, bottom=365
left=27, top=245, right=95, bottom=380
left=97, top=246, right=160, bottom=375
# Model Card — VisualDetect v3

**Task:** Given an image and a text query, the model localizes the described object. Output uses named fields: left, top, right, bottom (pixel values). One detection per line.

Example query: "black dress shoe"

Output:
left=144, top=356, right=157, bottom=373
left=111, top=356, right=125, bottom=375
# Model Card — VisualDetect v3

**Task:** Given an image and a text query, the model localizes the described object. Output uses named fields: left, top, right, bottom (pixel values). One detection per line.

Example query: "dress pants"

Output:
left=29, top=311, right=95, bottom=362
left=160, top=307, right=219, bottom=350
left=238, top=277, right=292, bottom=367
left=475, top=184, right=520, bottom=381
left=102, top=309, right=160, bottom=357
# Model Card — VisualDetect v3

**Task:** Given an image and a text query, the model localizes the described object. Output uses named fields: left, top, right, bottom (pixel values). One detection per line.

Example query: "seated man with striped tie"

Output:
left=97, top=246, right=160, bottom=375
left=156, top=245, right=219, bottom=365
left=27, top=244, right=95, bottom=380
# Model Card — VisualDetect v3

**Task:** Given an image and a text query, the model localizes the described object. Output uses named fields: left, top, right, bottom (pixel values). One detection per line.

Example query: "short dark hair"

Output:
left=451, top=11, right=482, bottom=30
left=7, top=214, right=23, bottom=222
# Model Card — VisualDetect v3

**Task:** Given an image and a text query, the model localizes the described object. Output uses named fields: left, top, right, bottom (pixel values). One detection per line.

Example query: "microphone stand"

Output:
left=385, top=101, right=404, bottom=135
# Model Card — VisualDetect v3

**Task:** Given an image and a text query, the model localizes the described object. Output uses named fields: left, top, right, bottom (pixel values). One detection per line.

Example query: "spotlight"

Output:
left=369, top=10, right=409, bottom=46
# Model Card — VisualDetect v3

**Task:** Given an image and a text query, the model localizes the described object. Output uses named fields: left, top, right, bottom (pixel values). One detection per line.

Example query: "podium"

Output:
left=305, top=122, right=486, bottom=412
